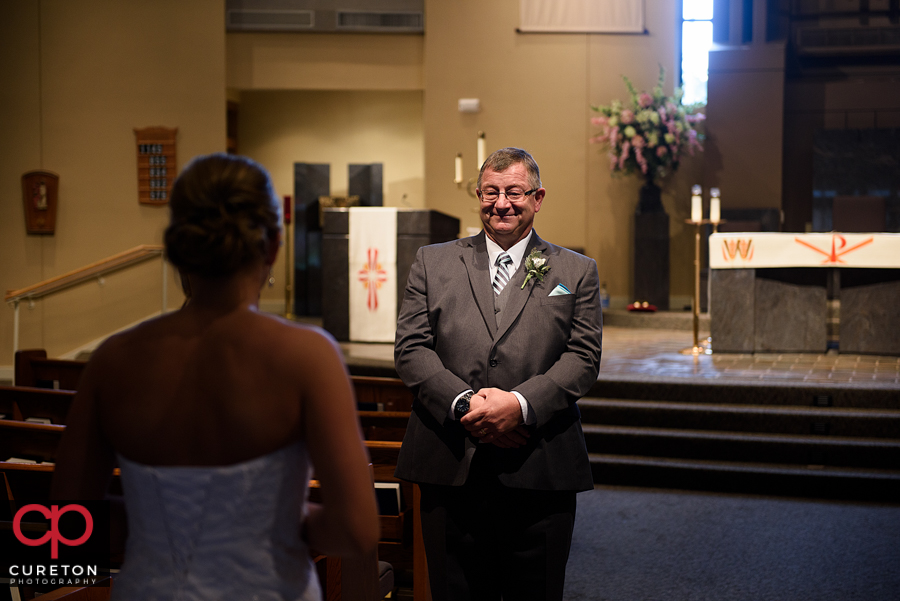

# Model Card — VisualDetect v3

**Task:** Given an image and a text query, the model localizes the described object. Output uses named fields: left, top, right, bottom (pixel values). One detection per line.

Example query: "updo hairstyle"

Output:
left=164, top=153, right=281, bottom=277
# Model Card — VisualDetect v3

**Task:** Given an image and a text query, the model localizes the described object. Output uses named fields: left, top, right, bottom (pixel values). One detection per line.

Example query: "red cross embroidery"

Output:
left=358, top=248, right=388, bottom=311
left=794, top=234, right=874, bottom=265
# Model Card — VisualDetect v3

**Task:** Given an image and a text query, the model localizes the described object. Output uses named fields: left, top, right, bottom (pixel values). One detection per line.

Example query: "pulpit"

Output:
left=322, top=208, right=460, bottom=342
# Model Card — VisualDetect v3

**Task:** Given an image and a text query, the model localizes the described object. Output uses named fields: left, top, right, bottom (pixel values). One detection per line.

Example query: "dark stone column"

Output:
left=293, top=163, right=330, bottom=316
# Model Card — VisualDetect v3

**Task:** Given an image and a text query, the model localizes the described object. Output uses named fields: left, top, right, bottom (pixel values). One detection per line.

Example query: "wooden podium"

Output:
left=322, top=208, right=460, bottom=342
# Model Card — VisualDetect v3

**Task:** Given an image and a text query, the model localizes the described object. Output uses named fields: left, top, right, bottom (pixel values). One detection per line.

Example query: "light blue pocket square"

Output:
left=549, top=283, right=571, bottom=296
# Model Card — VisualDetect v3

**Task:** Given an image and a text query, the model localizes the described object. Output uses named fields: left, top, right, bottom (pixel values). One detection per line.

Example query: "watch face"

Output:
left=456, top=395, right=470, bottom=417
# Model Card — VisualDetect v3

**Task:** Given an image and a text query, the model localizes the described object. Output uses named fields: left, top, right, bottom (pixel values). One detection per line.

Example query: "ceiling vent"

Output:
left=226, top=0, right=424, bottom=33
left=336, top=10, right=423, bottom=32
left=227, top=9, right=315, bottom=31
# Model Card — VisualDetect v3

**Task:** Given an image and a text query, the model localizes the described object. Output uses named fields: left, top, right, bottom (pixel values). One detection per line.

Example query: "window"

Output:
left=681, top=0, right=714, bottom=106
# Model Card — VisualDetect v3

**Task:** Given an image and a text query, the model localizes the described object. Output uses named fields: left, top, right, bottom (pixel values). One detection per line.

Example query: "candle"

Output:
left=454, top=153, right=463, bottom=184
left=477, top=132, right=486, bottom=169
left=691, top=184, right=702, bottom=223
left=709, top=188, right=721, bottom=224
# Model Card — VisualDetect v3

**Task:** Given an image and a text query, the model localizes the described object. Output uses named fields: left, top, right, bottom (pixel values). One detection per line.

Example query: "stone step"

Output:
left=581, top=424, right=900, bottom=469
left=577, top=398, right=900, bottom=438
left=589, top=453, right=900, bottom=503
left=587, top=378, right=899, bottom=409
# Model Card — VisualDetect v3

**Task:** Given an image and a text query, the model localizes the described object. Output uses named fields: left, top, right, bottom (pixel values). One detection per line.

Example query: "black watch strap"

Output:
left=454, top=390, right=474, bottom=420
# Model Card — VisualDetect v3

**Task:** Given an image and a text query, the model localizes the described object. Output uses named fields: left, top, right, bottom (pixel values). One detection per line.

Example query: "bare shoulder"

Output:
left=247, top=312, right=344, bottom=363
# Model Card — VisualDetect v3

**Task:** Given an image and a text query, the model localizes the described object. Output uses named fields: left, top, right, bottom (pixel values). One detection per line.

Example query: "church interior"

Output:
left=1, top=1, right=899, bottom=600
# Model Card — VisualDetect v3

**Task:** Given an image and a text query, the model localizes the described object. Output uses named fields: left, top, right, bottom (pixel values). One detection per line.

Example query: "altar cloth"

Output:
left=709, top=232, right=900, bottom=270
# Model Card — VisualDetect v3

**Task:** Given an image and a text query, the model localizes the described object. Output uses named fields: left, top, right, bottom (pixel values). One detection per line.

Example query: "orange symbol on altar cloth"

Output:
left=721, top=238, right=754, bottom=262
left=358, top=248, right=388, bottom=311
left=794, top=234, right=874, bottom=265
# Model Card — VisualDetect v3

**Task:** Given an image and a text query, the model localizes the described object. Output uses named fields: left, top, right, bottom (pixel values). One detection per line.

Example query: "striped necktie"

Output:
left=493, top=252, right=513, bottom=295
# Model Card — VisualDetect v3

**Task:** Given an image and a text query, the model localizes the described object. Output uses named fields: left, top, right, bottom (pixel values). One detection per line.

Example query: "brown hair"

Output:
left=477, top=147, right=542, bottom=190
left=164, top=153, right=281, bottom=277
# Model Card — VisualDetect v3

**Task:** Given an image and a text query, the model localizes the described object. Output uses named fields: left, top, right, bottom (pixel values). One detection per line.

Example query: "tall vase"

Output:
left=637, top=179, right=664, bottom=214
left=633, top=177, right=670, bottom=309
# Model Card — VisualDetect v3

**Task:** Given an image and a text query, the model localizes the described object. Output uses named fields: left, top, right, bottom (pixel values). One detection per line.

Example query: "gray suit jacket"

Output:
left=394, top=230, right=602, bottom=491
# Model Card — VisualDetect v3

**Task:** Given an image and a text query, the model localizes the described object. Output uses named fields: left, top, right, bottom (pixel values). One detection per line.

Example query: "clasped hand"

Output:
left=460, top=388, right=531, bottom=449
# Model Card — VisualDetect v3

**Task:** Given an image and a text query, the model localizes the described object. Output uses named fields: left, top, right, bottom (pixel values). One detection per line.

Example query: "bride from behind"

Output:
left=52, top=153, right=380, bottom=600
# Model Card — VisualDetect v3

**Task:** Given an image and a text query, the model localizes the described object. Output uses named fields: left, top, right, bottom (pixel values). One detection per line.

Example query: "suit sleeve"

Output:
left=514, top=256, right=602, bottom=429
left=394, top=247, right=471, bottom=425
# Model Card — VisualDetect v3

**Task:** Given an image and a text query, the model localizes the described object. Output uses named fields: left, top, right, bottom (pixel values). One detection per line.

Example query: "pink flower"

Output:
left=620, top=109, right=634, bottom=124
left=631, top=135, right=646, bottom=148
left=635, top=147, right=648, bottom=174
left=619, top=141, right=631, bottom=170
left=591, top=116, right=608, bottom=127
left=608, top=127, right=620, bottom=146
left=656, top=146, right=668, bottom=157
left=639, top=93, right=653, bottom=108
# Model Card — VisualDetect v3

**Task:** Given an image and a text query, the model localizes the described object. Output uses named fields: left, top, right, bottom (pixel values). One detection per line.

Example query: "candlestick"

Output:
left=477, top=132, right=486, bottom=169
left=454, top=153, right=463, bottom=184
left=691, top=184, right=702, bottom=223
left=709, top=188, right=721, bottom=224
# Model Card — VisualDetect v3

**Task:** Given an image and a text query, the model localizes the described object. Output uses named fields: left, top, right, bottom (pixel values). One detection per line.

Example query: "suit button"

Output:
left=489, top=359, right=498, bottom=367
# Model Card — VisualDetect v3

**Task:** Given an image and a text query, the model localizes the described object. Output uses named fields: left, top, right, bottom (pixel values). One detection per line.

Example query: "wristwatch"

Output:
left=454, top=391, right=474, bottom=420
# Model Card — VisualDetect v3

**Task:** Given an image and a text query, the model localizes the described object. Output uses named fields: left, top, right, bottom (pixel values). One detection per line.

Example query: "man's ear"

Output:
left=532, top=188, right=546, bottom=213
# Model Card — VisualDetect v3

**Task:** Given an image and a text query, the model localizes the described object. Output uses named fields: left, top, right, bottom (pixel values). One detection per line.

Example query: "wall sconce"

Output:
left=455, top=131, right=486, bottom=198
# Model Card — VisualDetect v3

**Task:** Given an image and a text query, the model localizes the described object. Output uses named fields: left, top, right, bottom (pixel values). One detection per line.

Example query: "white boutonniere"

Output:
left=521, top=249, right=550, bottom=289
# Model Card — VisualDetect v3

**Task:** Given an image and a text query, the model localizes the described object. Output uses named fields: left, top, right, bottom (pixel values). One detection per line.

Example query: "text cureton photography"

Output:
left=1, top=501, right=110, bottom=590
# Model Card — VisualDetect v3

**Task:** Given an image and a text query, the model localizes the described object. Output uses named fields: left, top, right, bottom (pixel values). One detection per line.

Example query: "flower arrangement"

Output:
left=521, top=249, right=549, bottom=289
left=590, top=67, right=705, bottom=185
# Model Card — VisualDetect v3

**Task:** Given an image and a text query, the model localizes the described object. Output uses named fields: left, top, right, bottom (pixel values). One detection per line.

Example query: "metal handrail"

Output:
left=5, top=245, right=168, bottom=359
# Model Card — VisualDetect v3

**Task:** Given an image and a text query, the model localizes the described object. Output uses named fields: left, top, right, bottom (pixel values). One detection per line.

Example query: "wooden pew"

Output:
left=0, top=419, right=64, bottom=464
left=18, top=577, right=114, bottom=601
left=15, top=349, right=86, bottom=390
left=0, top=385, right=76, bottom=424
left=353, top=376, right=415, bottom=412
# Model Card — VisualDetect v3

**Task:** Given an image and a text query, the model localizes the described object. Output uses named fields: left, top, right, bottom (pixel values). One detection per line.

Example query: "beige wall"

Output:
left=0, top=0, right=226, bottom=366
left=704, top=44, right=785, bottom=211
left=237, top=90, right=425, bottom=208
left=227, top=32, right=423, bottom=91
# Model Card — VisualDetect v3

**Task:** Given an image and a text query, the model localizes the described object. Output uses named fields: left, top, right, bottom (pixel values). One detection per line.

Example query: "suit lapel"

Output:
left=462, top=232, right=497, bottom=335
left=495, top=231, right=549, bottom=341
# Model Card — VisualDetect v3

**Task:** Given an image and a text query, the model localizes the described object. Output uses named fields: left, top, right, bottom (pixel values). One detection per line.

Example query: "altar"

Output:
left=709, top=232, right=900, bottom=355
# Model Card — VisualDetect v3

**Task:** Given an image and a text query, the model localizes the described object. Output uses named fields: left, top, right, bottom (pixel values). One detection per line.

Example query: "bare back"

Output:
left=89, top=307, right=349, bottom=466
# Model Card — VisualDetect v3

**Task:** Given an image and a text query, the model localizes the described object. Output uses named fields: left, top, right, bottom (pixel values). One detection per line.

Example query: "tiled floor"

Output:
left=340, top=324, right=900, bottom=388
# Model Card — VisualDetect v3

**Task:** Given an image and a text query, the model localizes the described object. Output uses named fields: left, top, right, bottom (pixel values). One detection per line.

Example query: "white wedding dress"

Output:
left=112, top=442, right=321, bottom=601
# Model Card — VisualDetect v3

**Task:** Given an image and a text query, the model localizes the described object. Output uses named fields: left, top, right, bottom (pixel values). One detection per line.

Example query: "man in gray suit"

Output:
left=394, top=147, right=602, bottom=601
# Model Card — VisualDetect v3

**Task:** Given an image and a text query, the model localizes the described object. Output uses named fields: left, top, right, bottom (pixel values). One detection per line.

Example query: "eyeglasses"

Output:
left=479, top=188, right=537, bottom=202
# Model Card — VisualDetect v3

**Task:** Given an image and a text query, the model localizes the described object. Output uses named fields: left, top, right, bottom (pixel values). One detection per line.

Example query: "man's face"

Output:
left=477, top=163, right=545, bottom=249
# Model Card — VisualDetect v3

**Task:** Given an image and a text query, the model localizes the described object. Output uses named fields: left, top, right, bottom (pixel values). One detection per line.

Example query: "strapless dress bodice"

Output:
left=113, top=442, right=320, bottom=601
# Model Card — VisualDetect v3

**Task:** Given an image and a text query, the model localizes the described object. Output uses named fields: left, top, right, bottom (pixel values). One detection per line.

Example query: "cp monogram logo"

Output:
left=13, top=504, right=94, bottom=559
